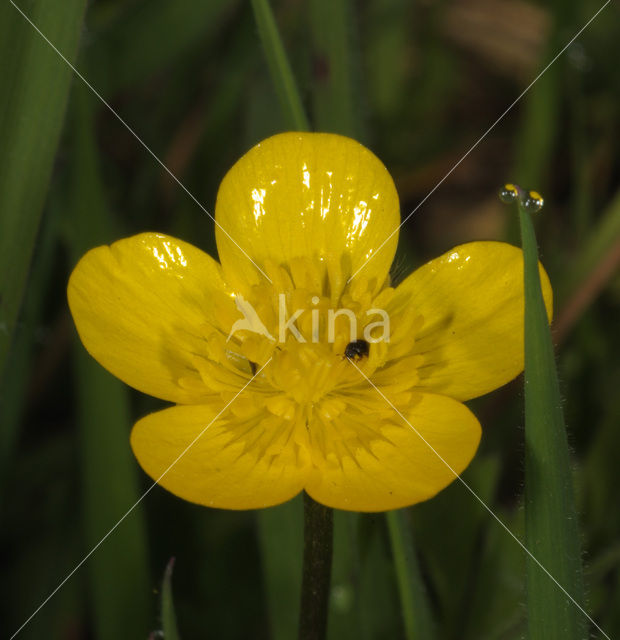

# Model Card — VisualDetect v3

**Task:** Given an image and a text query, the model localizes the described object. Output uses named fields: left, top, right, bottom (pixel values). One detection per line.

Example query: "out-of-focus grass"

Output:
left=1, top=0, right=619, bottom=638
left=0, top=0, right=86, bottom=409
left=62, top=85, right=151, bottom=640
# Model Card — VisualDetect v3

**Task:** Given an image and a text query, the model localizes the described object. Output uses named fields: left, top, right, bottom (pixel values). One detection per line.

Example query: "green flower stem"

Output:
left=250, top=0, right=310, bottom=131
left=386, top=509, right=435, bottom=640
left=518, top=202, right=587, bottom=640
left=299, top=492, right=334, bottom=640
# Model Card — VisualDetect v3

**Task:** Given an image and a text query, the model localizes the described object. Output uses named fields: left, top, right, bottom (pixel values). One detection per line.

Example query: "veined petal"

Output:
left=215, top=132, right=400, bottom=292
left=391, top=241, right=553, bottom=401
left=68, top=233, right=234, bottom=404
left=131, top=403, right=308, bottom=509
left=305, top=392, right=481, bottom=511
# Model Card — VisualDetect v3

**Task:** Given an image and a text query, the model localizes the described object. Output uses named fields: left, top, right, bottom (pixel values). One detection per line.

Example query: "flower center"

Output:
left=190, top=256, right=423, bottom=422
left=180, top=256, right=427, bottom=471
left=215, top=255, right=398, bottom=401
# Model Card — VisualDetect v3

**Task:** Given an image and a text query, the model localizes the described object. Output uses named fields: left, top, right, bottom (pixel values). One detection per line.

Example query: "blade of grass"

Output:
left=507, top=0, right=578, bottom=243
left=250, top=0, right=310, bottom=131
left=328, top=511, right=366, bottom=640
left=308, top=0, right=364, bottom=140
left=356, top=516, right=401, bottom=638
left=413, top=456, right=499, bottom=639
left=8, top=439, right=85, bottom=639
left=0, top=208, right=57, bottom=507
left=161, top=559, right=180, bottom=640
left=518, top=200, right=588, bottom=640
left=257, top=496, right=303, bottom=640
left=554, top=236, right=620, bottom=343
left=64, top=86, right=151, bottom=640
left=386, top=509, right=435, bottom=640
left=559, top=188, right=620, bottom=302
left=0, top=0, right=86, bottom=382
left=362, top=0, right=410, bottom=122
left=512, top=0, right=577, bottom=189
left=86, top=0, right=237, bottom=94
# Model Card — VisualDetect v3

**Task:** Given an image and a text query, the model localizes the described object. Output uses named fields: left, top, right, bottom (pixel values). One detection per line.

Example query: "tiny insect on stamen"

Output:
left=344, top=339, right=370, bottom=360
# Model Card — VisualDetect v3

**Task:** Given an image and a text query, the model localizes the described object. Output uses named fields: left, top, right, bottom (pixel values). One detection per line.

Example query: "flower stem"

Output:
left=298, top=492, right=334, bottom=640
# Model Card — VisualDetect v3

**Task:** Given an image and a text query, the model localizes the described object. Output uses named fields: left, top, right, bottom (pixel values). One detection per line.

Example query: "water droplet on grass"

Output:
left=499, top=183, right=519, bottom=204
left=523, top=190, right=544, bottom=213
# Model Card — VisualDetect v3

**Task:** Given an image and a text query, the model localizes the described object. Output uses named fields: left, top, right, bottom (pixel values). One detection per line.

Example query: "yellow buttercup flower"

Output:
left=68, top=132, right=552, bottom=512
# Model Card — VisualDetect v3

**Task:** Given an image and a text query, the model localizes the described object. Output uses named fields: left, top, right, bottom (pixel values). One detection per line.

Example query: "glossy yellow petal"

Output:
left=215, top=132, right=400, bottom=292
left=130, top=403, right=307, bottom=510
left=305, top=392, right=481, bottom=511
left=391, top=241, right=553, bottom=401
left=68, top=233, right=233, bottom=404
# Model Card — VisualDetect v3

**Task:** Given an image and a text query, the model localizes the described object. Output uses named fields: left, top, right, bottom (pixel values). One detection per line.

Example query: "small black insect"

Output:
left=344, top=339, right=370, bottom=360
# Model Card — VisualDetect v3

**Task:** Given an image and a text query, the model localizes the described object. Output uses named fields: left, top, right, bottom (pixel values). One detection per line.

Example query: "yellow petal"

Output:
left=215, top=132, right=400, bottom=292
left=391, top=241, right=553, bottom=401
left=130, top=403, right=307, bottom=509
left=68, top=233, right=232, bottom=404
left=305, top=392, right=481, bottom=511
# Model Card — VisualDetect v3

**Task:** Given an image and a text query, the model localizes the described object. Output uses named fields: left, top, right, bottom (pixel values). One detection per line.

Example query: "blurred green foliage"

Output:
left=1, top=0, right=619, bottom=638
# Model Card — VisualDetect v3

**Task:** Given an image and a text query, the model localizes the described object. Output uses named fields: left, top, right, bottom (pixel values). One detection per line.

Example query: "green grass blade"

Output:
left=0, top=0, right=86, bottom=381
left=512, top=0, right=578, bottom=190
left=308, top=0, right=363, bottom=140
left=86, top=0, right=236, bottom=94
left=73, top=347, right=152, bottom=639
left=0, top=209, right=56, bottom=505
left=386, top=510, right=435, bottom=640
left=257, top=496, right=303, bottom=640
left=519, top=203, right=588, bottom=640
left=250, top=0, right=310, bottom=131
left=65, top=86, right=151, bottom=640
left=328, top=511, right=364, bottom=640
left=559, top=188, right=620, bottom=302
left=161, top=559, right=181, bottom=640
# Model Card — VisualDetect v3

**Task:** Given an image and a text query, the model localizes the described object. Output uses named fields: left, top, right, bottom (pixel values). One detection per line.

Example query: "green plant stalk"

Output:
left=386, top=509, right=435, bottom=640
left=299, top=492, right=334, bottom=640
left=0, top=0, right=86, bottom=382
left=250, top=0, right=310, bottom=131
left=519, top=203, right=587, bottom=640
